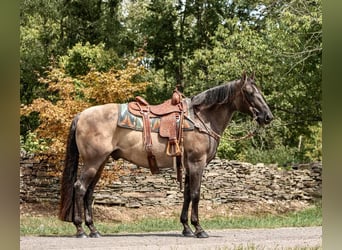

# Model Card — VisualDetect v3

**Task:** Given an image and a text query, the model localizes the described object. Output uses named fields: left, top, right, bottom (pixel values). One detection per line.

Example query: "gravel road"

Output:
left=20, top=226, right=321, bottom=250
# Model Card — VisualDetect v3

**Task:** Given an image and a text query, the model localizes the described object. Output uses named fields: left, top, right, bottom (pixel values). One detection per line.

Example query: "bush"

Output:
left=242, top=145, right=298, bottom=166
left=217, top=118, right=322, bottom=166
left=20, top=131, right=49, bottom=153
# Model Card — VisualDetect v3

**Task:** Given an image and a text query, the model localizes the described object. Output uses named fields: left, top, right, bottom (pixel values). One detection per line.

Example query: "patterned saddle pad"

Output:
left=117, top=103, right=194, bottom=132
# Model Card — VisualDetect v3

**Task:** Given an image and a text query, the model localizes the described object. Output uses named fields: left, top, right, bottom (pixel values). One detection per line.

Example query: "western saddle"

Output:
left=128, top=89, right=186, bottom=186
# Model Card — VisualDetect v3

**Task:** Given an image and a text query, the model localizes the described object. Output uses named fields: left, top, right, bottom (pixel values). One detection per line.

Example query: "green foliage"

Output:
left=60, top=42, right=120, bottom=77
left=20, top=111, right=40, bottom=137
left=217, top=117, right=322, bottom=166
left=59, top=0, right=123, bottom=50
left=242, top=145, right=298, bottom=166
left=144, top=69, right=176, bottom=104
left=298, top=123, right=322, bottom=162
left=217, top=139, right=239, bottom=160
left=20, top=131, right=49, bottom=153
left=20, top=11, right=60, bottom=104
left=217, top=119, right=255, bottom=160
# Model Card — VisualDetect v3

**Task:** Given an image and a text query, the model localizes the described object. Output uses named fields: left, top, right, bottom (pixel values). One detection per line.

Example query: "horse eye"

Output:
left=244, top=86, right=254, bottom=95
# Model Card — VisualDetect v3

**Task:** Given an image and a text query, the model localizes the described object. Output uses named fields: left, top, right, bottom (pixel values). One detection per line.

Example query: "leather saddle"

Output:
left=128, top=95, right=187, bottom=117
left=128, top=96, right=187, bottom=139
left=127, top=89, right=186, bottom=185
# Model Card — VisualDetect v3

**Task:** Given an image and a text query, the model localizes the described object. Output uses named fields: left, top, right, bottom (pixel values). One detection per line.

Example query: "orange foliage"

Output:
left=21, top=67, right=90, bottom=158
left=83, top=57, right=149, bottom=104
left=21, top=57, right=150, bottom=160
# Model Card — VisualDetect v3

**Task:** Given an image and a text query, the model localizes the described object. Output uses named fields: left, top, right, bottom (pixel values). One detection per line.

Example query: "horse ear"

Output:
left=250, top=72, right=255, bottom=80
left=241, top=71, right=247, bottom=83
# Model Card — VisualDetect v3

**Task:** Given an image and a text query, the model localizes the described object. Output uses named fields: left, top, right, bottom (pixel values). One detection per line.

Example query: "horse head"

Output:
left=236, top=72, right=273, bottom=126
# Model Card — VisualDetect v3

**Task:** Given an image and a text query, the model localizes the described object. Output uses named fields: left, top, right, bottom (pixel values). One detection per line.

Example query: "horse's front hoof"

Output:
left=195, top=230, right=209, bottom=238
left=89, top=231, right=101, bottom=238
left=182, top=228, right=195, bottom=237
left=76, top=232, right=88, bottom=238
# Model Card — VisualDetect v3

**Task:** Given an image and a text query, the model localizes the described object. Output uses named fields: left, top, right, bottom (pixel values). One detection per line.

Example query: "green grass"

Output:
left=20, top=205, right=321, bottom=236
left=202, top=205, right=322, bottom=230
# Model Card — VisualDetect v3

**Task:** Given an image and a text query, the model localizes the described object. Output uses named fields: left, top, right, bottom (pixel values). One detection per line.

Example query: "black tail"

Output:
left=59, top=114, right=80, bottom=222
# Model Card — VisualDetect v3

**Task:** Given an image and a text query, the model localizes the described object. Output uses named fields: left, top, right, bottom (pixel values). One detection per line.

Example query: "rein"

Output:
left=192, top=109, right=257, bottom=142
left=186, top=110, right=221, bottom=142
left=226, top=80, right=259, bottom=141
left=227, top=124, right=257, bottom=141
left=226, top=108, right=258, bottom=141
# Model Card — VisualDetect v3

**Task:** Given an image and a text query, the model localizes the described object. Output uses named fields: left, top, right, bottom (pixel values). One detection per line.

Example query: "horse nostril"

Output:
left=265, top=113, right=273, bottom=123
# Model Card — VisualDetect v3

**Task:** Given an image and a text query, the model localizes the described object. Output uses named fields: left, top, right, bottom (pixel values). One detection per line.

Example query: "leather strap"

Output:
left=134, top=95, right=187, bottom=187
left=137, top=103, right=159, bottom=174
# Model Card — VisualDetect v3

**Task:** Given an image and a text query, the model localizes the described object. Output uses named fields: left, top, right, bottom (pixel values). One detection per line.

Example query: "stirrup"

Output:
left=166, top=140, right=181, bottom=157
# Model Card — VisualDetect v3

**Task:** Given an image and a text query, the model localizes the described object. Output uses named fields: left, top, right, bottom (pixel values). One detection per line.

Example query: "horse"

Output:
left=59, top=72, right=273, bottom=238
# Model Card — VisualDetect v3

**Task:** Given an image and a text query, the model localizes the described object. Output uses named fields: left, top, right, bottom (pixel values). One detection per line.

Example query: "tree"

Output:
left=59, top=42, right=119, bottom=77
left=268, top=0, right=322, bottom=138
left=60, top=0, right=125, bottom=53
left=20, top=0, right=62, bottom=104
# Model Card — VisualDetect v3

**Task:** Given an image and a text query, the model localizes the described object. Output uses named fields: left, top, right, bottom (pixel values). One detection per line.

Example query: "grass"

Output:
left=202, top=205, right=322, bottom=230
left=20, top=204, right=321, bottom=236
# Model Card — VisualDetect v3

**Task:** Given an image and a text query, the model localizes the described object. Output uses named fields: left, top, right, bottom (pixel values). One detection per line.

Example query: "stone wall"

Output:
left=20, top=153, right=322, bottom=207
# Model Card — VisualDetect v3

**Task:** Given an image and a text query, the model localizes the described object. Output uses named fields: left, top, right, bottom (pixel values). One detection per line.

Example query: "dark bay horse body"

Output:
left=59, top=73, right=273, bottom=238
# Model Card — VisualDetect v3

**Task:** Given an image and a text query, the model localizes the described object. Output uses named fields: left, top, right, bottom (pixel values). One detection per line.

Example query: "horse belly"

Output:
left=115, top=129, right=174, bottom=169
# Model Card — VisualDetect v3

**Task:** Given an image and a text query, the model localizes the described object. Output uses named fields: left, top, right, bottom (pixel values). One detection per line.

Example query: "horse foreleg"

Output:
left=190, top=192, right=208, bottom=238
left=180, top=173, right=194, bottom=237
left=73, top=180, right=87, bottom=238
left=189, top=169, right=209, bottom=238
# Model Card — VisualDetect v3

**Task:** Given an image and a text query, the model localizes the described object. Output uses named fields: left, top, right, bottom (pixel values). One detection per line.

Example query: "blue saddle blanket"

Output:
left=117, top=104, right=194, bottom=132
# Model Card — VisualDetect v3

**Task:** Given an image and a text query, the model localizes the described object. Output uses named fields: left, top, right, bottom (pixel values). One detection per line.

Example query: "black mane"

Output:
left=191, top=80, right=239, bottom=107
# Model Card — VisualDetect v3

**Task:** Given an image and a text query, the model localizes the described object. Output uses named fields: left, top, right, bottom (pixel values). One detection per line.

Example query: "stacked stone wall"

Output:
left=20, top=153, right=322, bottom=207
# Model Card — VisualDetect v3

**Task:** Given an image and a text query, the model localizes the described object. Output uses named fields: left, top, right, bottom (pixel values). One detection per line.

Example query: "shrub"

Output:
left=20, top=131, right=49, bottom=153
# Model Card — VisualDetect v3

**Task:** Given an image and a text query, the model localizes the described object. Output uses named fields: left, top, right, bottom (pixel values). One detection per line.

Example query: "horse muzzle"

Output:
left=256, top=111, right=273, bottom=126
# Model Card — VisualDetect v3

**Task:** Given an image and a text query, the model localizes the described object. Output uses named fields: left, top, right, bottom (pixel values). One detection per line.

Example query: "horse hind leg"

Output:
left=73, top=158, right=107, bottom=238
left=84, top=161, right=107, bottom=238
left=73, top=179, right=88, bottom=238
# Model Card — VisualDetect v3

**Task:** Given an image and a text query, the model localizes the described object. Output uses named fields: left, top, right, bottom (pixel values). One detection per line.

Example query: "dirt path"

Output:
left=20, top=226, right=321, bottom=250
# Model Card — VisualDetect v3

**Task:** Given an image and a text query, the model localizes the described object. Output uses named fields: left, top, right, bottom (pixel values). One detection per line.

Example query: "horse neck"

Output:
left=196, top=102, right=237, bottom=136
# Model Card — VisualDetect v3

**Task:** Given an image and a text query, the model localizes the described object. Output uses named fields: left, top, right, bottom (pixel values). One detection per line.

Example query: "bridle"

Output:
left=190, top=79, right=263, bottom=142
left=227, top=80, right=260, bottom=141
left=241, top=81, right=260, bottom=121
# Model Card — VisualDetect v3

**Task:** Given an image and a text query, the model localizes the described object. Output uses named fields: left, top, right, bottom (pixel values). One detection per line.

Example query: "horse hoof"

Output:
left=195, top=231, right=209, bottom=238
left=89, top=231, right=101, bottom=238
left=76, top=232, right=88, bottom=238
left=182, top=229, right=195, bottom=237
